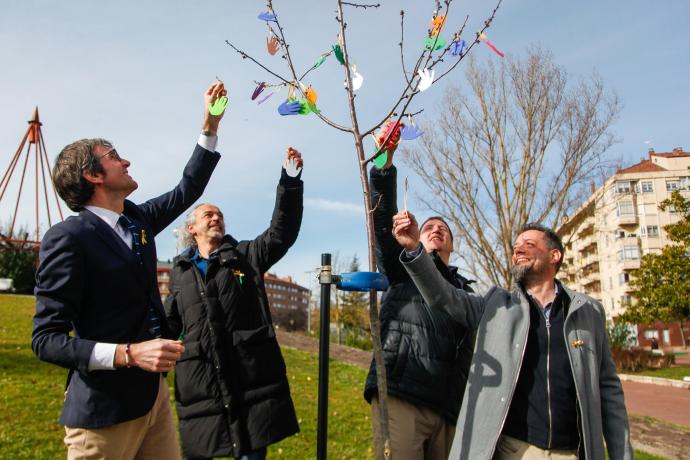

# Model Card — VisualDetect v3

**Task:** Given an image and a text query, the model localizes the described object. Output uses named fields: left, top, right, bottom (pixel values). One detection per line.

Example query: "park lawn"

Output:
left=631, top=365, right=690, bottom=381
left=0, top=294, right=668, bottom=459
left=0, top=294, right=373, bottom=459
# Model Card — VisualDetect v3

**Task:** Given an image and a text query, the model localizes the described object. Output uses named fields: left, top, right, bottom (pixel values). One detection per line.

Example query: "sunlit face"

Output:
left=511, top=230, right=561, bottom=282
left=188, top=204, right=225, bottom=244
left=91, top=145, right=138, bottom=195
left=420, top=219, right=453, bottom=255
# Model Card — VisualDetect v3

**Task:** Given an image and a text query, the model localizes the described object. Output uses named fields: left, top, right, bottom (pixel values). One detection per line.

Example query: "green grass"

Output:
left=0, top=294, right=373, bottom=459
left=629, top=365, right=690, bottom=381
left=0, top=294, right=668, bottom=459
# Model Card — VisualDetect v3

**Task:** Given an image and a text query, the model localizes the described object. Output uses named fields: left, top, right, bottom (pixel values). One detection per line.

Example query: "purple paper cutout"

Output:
left=278, top=99, right=302, bottom=116
left=258, top=11, right=277, bottom=22
left=451, top=39, right=466, bottom=57
left=251, top=82, right=266, bottom=100
left=257, top=92, right=274, bottom=104
left=401, top=125, right=423, bottom=140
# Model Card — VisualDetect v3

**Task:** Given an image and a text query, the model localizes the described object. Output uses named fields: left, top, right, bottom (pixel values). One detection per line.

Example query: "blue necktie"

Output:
left=118, top=215, right=162, bottom=338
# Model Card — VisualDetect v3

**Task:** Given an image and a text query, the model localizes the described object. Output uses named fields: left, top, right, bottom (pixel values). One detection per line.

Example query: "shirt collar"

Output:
left=525, top=280, right=559, bottom=306
left=84, top=205, right=121, bottom=230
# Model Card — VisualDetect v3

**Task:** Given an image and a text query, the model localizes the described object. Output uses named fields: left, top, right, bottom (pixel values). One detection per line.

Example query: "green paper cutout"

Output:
left=298, top=98, right=311, bottom=115
left=372, top=150, right=389, bottom=168
left=424, top=35, right=446, bottom=51
left=209, top=96, right=229, bottom=116
left=315, top=55, right=327, bottom=68
left=333, top=45, right=345, bottom=65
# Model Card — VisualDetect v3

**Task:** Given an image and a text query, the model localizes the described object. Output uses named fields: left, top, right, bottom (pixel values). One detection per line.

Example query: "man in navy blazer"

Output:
left=32, top=82, right=227, bottom=459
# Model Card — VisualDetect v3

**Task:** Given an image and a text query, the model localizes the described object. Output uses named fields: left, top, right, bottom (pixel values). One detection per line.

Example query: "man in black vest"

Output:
left=32, top=82, right=226, bottom=459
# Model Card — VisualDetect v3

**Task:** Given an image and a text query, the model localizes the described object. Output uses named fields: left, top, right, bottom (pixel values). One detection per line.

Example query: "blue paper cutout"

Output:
left=401, top=125, right=423, bottom=141
left=451, top=39, right=466, bottom=56
left=278, top=99, right=302, bottom=116
left=258, top=11, right=277, bottom=22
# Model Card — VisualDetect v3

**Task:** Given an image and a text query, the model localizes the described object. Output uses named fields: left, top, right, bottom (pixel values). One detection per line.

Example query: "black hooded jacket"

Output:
left=364, top=166, right=475, bottom=423
left=165, top=169, right=302, bottom=458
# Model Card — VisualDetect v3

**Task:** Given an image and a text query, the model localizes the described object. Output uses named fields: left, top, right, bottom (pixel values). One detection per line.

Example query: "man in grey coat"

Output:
left=391, top=212, right=633, bottom=460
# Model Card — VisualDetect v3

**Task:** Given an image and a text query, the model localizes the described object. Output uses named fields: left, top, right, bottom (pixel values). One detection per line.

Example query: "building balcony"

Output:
left=620, top=259, right=641, bottom=270
left=577, top=216, right=595, bottom=237
left=615, top=214, right=638, bottom=226
left=579, top=271, right=601, bottom=287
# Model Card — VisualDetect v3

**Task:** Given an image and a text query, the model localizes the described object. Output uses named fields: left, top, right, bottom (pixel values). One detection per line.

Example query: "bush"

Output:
left=611, top=348, right=675, bottom=373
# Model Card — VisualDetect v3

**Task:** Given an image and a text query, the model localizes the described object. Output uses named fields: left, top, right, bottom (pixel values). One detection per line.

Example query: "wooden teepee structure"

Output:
left=0, top=107, right=64, bottom=249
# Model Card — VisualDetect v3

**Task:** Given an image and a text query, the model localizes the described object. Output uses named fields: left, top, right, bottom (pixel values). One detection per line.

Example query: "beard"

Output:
left=511, top=263, right=532, bottom=285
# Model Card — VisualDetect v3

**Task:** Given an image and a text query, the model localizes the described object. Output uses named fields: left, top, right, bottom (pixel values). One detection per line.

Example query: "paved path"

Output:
left=622, top=380, right=690, bottom=426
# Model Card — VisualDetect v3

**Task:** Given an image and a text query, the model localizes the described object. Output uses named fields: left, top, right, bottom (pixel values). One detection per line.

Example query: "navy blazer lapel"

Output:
left=80, top=209, right=140, bottom=267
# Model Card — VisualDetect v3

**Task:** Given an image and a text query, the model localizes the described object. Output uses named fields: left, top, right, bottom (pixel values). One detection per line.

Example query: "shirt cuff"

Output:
left=401, top=244, right=424, bottom=261
left=88, top=342, right=117, bottom=371
left=198, top=133, right=218, bottom=152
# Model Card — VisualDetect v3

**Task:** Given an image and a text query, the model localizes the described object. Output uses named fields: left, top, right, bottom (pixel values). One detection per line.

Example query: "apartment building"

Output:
left=557, top=148, right=689, bottom=346
left=264, top=272, right=311, bottom=330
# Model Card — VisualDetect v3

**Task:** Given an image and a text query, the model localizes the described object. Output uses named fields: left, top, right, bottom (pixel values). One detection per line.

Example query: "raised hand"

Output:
left=392, top=211, right=420, bottom=251
left=203, top=81, right=227, bottom=134
left=284, top=147, right=303, bottom=177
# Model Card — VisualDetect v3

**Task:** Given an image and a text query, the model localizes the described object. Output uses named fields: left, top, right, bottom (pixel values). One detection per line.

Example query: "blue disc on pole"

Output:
left=337, top=272, right=389, bottom=292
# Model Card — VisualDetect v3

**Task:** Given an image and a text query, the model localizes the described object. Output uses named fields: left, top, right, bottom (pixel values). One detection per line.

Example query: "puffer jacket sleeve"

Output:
left=597, top=305, right=634, bottom=460
left=250, top=168, right=304, bottom=273
left=370, top=165, right=407, bottom=284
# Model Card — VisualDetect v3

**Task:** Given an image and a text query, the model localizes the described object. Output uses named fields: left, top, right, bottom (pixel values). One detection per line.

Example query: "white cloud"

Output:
left=304, top=198, right=362, bottom=214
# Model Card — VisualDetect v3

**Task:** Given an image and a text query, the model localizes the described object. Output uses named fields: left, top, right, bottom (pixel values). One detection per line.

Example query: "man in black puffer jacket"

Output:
left=364, top=156, right=475, bottom=460
left=164, top=148, right=304, bottom=460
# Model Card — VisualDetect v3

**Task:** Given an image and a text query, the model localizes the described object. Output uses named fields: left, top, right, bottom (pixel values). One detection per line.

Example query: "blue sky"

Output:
left=1, top=1, right=688, bottom=288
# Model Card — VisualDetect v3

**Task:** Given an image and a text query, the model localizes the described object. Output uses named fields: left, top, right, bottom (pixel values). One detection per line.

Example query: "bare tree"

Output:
left=403, top=46, right=620, bottom=288
left=225, top=1, right=502, bottom=456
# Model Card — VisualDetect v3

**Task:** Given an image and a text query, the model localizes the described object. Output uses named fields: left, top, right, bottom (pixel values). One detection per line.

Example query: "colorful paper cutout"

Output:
left=372, top=150, right=389, bottom=168
left=298, top=98, right=312, bottom=115
left=278, top=99, right=302, bottom=116
left=209, top=96, right=229, bottom=116
left=315, top=54, right=328, bottom=68
left=401, top=124, right=423, bottom=140
left=430, top=15, right=446, bottom=36
left=333, top=44, right=345, bottom=65
left=251, top=82, right=266, bottom=100
left=451, top=39, right=466, bottom=57
left=258, top=11, right=277, bottom=22
left=305, top=85, right=318, bottom=105
left=424, top=35, right=446, bottom=51
left=267, top=35, right=280, bottom=55
left=351, top=66, right=364, bottom=91
left=479, top=32, right=505, bottom=57
left=257, top=92, right=274, bottom=104
left=417, top=68, right=434, bottom=91
left=376, top=121, right=403, bottom=153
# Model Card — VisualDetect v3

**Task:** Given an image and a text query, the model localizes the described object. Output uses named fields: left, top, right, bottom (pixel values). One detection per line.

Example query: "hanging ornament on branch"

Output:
left=251, top=82, right=266, bottom=100
left=400, top=115, right=423, bottom=140
left=257, top=10, right=277, bottom=22
left=332, top=44, right=345, bottom=65
left=417, top=68, right=434, bottom=91
left=424, top=35, right=446, bottom=51
left=266, top=34, right=280, bottom=55
left=429, top=15, right=446, bottom=36
left=479, top=32, right=505, bottom=57
left=451, top=34, right=467, bottom=56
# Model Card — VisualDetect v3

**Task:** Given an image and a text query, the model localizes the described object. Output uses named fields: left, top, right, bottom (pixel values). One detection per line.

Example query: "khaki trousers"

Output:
left=371, top=396, right=455, bottom=460
left=494, top=435, right=578, bottom=460
left=64, top=375, right=180, bottom=460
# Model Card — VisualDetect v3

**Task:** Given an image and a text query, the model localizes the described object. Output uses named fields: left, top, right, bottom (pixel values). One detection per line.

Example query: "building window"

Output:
left=621, top=295, right=632, bottom=306
left=617, top=245, right=640, bottom=261
left=618, top=272, right=630, bottom=285
left=681, top=177, right=690, bottom=190
left=646, top=226, right=659, bottom=237
left=666, top=180, right=680, bottom=192
left=640, top=181, right=654, bottom=193
left=615, top=181, right=632, bottom=193
left=617, top=201, right=634, bottom=216
left=643, top=330, right=659, bottom=340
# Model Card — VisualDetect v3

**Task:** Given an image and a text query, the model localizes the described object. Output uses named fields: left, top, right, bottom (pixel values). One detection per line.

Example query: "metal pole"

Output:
left=316, top=253, right=332, bottom=460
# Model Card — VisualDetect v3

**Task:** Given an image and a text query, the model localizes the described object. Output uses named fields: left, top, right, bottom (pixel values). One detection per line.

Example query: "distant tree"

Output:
left=625, top=191, right=690, bottom=347
left=272, top=306, right=307, bottom=332
left=0, top=226, right=38, bottom=294
left=403, top=46, right=620, bottom=287
left=340, top=255, right=371, bottom=343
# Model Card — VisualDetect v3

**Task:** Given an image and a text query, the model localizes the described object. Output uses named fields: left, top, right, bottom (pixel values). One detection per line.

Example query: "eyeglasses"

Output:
left=97, top=148, right=122, bottom=162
